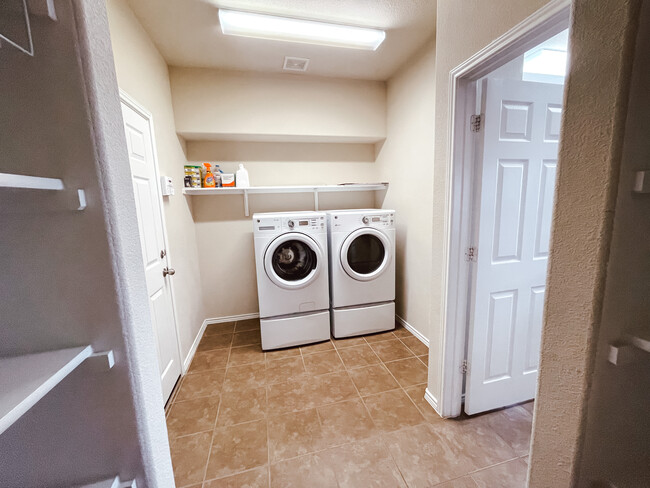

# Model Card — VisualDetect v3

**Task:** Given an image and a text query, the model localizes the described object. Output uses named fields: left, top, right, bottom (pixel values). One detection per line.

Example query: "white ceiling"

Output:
left=125, top=0, right=437, bottom=80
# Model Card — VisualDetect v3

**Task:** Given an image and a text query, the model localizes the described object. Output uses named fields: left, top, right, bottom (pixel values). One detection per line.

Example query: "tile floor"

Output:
left=166, top=319, right=532, bottom=487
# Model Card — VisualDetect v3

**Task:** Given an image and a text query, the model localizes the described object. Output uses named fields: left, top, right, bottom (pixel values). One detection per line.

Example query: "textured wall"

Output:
left=529, top=0, right=642, bottom=486
left=575, top=4, right=650, bottom=485
left=0, top=0, right=172, bottom=485
left=170, top=68, right=386, bottom=142
left=107, top=0, right=206, bottom=366
left=428, top=0, right=549, bottom=398
left=374, top=37, right=436, bottom=341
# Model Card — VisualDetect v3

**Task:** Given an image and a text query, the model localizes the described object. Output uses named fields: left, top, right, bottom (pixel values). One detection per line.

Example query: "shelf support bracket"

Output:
left=314, top=188, right=319, bottom=211
left=27, top=0, right=58, bottom=20
left=608, top=343, right=635, bottom=365
left=76, top=189, right=87, bottom=211
left=243, top=189, right=250, bottom=217
left=86, top=350, right=115, bottom=372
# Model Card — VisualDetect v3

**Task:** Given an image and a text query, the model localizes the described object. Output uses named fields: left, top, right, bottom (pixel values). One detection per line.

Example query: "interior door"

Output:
left=121, top=100, right=182, bottom=403
left=465, top=78, right=563, bottom=415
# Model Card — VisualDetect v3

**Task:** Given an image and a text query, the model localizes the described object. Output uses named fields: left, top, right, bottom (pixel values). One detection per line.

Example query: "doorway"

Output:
left=439, top=1, right=571, bottom=418
left=120, top=92, right=183, bottom=402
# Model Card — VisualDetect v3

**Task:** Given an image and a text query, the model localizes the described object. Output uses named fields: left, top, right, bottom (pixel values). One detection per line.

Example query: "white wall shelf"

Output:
left=182, top=183, right=389, bottom=216
left=0, top=345, right=114, bottom=435
left=633, top=170, right=650, bottom=193
left=627, top=328, right=650, bottom=353
left=0, top=172, right=86, bottom=212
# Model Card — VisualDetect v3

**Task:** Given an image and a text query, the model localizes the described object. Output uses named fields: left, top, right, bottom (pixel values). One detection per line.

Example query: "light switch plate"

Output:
left=160, top=176, right=174, bottom=196
left=633, top=170, right=650, bottom=193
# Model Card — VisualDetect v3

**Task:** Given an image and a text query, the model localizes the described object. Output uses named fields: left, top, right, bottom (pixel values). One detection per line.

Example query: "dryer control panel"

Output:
left=329, top=210, right=395, bottom=231
left=361, top=214, right=393, bottom=227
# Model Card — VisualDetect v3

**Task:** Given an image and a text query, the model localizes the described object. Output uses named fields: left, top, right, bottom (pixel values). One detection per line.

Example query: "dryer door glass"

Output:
left=271, top=240, right=317, bottom=281
left=347, top=234, right=385, bottom=275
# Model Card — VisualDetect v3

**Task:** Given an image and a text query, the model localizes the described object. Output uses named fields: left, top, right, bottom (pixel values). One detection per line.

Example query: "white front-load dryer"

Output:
left=327, top=209, right=396, bottom=338
left=253, top=211, right=330, bottom=350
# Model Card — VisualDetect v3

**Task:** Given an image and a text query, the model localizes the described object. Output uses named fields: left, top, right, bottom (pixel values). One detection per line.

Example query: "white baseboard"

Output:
left=204, top=312, right=260, bottom=325
left=425, top=387, right=442, bottom=416
left=395, top=314, right=429, bottom=347
left=183, top=319, right=208, bottom=373
left=182, top=312, right=261, bottom=373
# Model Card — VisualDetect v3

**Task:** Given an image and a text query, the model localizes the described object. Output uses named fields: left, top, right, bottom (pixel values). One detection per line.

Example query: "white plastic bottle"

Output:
left=236, top=163, right=250, bottom=188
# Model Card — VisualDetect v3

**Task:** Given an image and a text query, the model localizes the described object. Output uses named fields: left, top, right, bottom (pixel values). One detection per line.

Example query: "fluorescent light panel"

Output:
left=218, top=9, right=385, bottom=51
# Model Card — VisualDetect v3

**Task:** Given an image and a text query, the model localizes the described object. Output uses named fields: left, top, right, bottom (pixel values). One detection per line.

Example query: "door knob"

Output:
left=163, top=267, right=176, bottom=277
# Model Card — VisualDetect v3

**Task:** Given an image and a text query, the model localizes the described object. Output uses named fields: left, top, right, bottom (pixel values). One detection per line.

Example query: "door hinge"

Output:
left=465, top=246, right=477, bottom=262
left=461, top=360, right=470, bottom=374
left=470, top=114, right=482, bottom=132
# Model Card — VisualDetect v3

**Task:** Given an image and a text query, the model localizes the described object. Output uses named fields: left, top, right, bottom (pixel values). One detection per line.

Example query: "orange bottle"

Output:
left=203, top=163, right=216, bottom=188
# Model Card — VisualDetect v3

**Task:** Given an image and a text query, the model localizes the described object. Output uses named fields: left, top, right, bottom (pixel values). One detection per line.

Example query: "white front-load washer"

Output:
left=253, top=211, right=330, bottom=350
left=327, top=209, right=396, bottom=338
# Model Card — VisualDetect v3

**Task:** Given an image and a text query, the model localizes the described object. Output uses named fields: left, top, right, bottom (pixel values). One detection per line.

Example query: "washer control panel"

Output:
left=286, top=216, right=324, bottom=231
left=254, top=214, right=325, bottom=233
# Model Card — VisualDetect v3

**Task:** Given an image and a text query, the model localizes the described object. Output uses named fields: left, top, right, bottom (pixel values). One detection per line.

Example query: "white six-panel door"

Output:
left=121, top=100, right=182, bottom=403
left=465, top=79, right=563, bottom=415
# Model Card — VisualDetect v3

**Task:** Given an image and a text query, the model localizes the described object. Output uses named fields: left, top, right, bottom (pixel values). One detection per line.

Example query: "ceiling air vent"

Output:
left=283, top=56, right=310, bottom=72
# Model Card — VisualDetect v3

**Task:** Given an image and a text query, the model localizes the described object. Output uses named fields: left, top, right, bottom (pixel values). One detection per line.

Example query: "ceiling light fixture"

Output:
left=218, top=9, right=386, bottom=51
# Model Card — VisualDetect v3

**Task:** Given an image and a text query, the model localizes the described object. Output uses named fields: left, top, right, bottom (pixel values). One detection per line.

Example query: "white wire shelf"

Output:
left=0, top=173, right=86, bottom=212
left=182, top=183, right=389, bottom=216
left=0, top=346, right=114, bottom=435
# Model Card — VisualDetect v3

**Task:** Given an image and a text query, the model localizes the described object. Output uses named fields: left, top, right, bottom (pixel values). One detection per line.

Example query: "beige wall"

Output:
left=106, top=0, right=206, bottom=364
left=530, top=0, right=644, bottom=485
left=186, top=142, right=379, bottom=319
left=375, top=38, right=436, bottom=341
left=427, top=0, right=550, bottom=400
left=170, top=68, right=387, bottom=143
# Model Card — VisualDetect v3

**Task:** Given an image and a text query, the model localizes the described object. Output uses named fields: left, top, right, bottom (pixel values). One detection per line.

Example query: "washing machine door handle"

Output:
left=340, top=227, right=392, bottom=282
left=264, top=232, right=324, bottom=290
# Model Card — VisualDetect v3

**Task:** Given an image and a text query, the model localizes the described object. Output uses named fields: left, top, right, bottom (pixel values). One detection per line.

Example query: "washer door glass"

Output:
left=347, top=234, right=385, bottom=274
left=271, top=239, right=317, bottom=281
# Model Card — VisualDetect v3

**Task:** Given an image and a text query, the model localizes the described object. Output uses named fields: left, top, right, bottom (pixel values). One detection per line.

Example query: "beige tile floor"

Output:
left=166, top=319, right=532, bottom=487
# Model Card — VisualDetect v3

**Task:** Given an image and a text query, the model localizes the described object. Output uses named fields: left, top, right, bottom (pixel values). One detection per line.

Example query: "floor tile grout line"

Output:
left=264, top=418, right=436, bottom=473
left=429, top=454, right=525, bottom=486
left=265, top=386, right=272, bottom=488
left=267, top=388, right=376, bottom=419
left=167, top=427, right=215, bottom=441
left=266, top=430, right=381, bottom=466
left=373, top=335, right=429, bottom=425
left=375, top=423, right=412, bottom=487
left=330, top=344, right=384, bottom=440
left=200, top=380, right=224, bottom=486
left=395, top=335, right=428, bottom=358
left=201, top=465, right=268, bottom=487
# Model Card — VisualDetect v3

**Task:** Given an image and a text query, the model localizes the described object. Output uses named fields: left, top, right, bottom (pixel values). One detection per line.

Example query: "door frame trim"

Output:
left=437, top=0, right=571, bottom=418
left=119, top=89, right=185, bottom=374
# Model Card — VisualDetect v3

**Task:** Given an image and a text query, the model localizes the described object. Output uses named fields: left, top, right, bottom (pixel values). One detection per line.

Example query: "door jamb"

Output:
left=437, top=0, right=571, bottom=418
left=119, top=89, right=186, bottom=375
